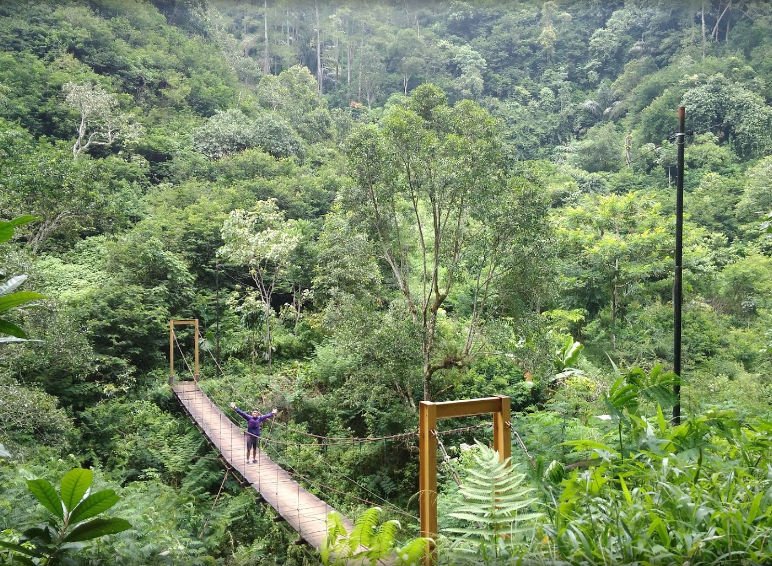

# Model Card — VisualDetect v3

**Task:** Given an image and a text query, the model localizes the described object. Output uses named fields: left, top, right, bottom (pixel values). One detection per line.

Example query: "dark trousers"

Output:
left=246, top=435, right=258, bottom=452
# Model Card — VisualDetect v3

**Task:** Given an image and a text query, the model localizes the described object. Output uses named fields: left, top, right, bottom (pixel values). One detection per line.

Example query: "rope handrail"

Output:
left=198, top=330, right=227, bottom=375
left=237, top=430, right=420, bottom=521
left=262, top=446, right=420, bottom=523
left=265, top=420, right=490, bottom=445
left=268, top=420, right=417, bottom=443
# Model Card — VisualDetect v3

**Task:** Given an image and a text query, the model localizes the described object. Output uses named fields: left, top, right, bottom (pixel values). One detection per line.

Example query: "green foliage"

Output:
left=0, top=467, right=130, bottom=564
left=569, top=122, right=623, bottom=173
left=452, top=356, right=535, bottom=410
left=80, top=399, right=204, bottom=484
left=0, top=216, right=44, bottom=343
left=683, top=74, right=772, bottom=158
left=1, top=2, right=771, bottom=564
left=553, top=411, right=772, bottom=565
left=193, top=108, right=303, bottom=160
left=0, top=382, right=77, bottom=453
left=444, top=443, right=542, bottom=563
left=219, top=199, right=306, bottom=367
left=322, top=508, right=429, bottom=565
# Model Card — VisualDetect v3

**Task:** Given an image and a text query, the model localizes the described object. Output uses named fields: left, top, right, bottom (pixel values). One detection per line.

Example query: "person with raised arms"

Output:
left=230, top=402, right=277, bottom=463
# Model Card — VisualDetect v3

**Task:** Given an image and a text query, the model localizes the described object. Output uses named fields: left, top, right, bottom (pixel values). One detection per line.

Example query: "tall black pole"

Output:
left=673, top=106, right=685, bottom=425
left=215, top=260, right=221, bottom=373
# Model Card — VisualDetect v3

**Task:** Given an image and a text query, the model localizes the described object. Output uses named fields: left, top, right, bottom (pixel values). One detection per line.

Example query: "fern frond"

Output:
left=371, top=518, right=400, bottom=555
left=395, top=537, right=432, bottom=565
left=348, top=506, right=382, bottom=552
left=444, top=442, right=544, bottom=560
left=321, top=511, right=348, bottom=565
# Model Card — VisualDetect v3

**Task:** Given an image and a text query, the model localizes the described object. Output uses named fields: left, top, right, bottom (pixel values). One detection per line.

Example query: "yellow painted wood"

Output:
left=493, top=395, right=511, bottom=462
left=433, top=396, right=503, bottom=419
left=419, top=396, right=512, bottom=564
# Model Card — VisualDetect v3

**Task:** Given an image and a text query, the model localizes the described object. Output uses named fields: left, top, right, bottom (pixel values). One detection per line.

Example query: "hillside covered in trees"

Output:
left=0, top=1, right=770, bottom=564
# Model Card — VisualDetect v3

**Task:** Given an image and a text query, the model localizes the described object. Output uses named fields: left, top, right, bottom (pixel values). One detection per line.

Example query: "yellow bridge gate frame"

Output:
left=419, top=395, right=511, bottom=564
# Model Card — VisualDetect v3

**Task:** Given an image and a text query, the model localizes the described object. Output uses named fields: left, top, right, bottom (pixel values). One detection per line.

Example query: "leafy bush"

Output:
left=0, top=382, right=77, bottom=453
left=552, top=411, right=772, bottom=564
left=0, top=467, right=130, bottom=564
left=0, top=215, right=44, bottom=343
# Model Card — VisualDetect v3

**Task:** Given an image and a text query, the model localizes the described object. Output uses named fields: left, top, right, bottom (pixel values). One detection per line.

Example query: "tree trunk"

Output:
left=315, top=1, right=323, bottom=94
left=422, top=310, right=438, bottom=402
left=712, top=1, right=731, bottom=41
left=625, top=133, right=632, bottom=168
left=701, top=2, right=706, bottom=59
left=334, top=32, right=339, bottom=82
left=263, top=0, right=270, bottom=73
left=358, top=34, right=364, bottom=100
left=347, top=43, right=352, bottom=86
left=264, top=304, right=272, bottom=374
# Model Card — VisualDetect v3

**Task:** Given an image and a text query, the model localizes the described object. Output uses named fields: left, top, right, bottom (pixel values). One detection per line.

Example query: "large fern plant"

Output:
left=322, top=507, right=429, bottom=565
left=444, top=442, right=542, bottom=563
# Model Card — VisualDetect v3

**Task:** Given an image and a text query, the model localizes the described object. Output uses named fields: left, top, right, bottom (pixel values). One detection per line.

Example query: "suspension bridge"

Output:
left=172, top=380, right=345, bottom=550
left=168, top=319, right=511, bottom=563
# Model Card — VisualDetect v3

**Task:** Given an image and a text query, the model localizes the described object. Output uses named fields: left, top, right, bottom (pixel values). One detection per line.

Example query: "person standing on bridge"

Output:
left=230, top=403, right=277, bottom=463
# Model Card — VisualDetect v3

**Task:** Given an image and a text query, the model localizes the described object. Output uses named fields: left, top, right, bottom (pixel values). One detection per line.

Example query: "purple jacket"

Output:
left=234, top=407, right=274, bottom=436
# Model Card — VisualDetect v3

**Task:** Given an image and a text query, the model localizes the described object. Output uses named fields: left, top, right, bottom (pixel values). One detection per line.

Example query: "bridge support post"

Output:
left=419, top=402, right=438, bottom=560
left=193, top=318, right=200, bottom=382
left=418, top=395, right=512, bottom=565
left=169, top=320, right=175, bottom=385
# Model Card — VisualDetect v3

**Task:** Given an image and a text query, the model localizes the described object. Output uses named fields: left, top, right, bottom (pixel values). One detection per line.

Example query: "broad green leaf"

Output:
left=26, top=479, right=63, bottom=520
left=618, top=475, right=632, bottom=505
left=62, top=518, right=131, bottom=542
left=68, top=489, right=120, bottom=526
left=21, top=525, right=55, bottom=543
left=747, top=492, right=763, bottom=523
left=0, top=320, right=27, bottom=339
left=0, top=216, right=37, bottom=244
left=0, top=292, right=45, bottom=313
left=60, top=468, right=93, bottom=513
left=0, top=540, right=41, bottom=558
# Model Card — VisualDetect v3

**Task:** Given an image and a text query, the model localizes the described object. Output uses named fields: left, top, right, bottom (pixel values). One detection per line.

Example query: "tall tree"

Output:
left=555, top=192, right=674, bottom=350
left=344, top=84, right=540, bottom=401
left=63, top=83, right=141, bottom=158
left=219, top=199, right=303, bottom=370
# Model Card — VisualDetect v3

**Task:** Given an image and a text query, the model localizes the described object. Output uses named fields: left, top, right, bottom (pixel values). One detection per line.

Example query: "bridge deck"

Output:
left=172, top=380, right=351, bottom=551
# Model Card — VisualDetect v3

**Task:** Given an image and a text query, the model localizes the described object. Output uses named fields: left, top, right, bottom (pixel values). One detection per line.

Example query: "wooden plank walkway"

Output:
left=172, top=380, right=352, bottom=551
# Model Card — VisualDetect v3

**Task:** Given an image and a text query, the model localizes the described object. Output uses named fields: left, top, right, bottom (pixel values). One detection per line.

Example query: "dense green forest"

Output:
left=0, top=0, right=770, bottom=563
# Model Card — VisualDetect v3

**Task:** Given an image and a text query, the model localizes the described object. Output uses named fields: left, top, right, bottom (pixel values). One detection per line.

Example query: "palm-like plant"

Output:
left=0, top=215, right=44, bottom=343
left=445, top=443, right=542, bottom=563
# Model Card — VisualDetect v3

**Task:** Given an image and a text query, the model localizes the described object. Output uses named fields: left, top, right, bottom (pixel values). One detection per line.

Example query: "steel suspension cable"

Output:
left=199, top=330, right=226, bottom=375
left=173, top=330, right=196, bottom=378
left=256, top=432, right=417, bottom=521
left=255, top=429, right=418, bottom=521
